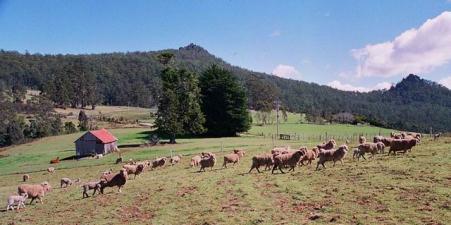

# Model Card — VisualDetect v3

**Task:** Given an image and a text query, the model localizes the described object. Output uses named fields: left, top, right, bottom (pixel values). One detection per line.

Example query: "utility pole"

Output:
left=274, top=99, right=281, bottom=138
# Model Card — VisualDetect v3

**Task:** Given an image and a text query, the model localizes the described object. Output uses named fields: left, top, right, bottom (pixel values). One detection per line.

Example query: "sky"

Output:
left=1, top=0, right=451, bottom=91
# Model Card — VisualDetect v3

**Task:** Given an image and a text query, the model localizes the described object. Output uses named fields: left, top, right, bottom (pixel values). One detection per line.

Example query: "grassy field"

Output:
left=0, top=124, right=450, bottom=224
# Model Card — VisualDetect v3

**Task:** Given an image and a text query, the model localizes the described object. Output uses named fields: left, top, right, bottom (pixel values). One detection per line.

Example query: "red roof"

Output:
left=89, top=129, right=118, bottom=143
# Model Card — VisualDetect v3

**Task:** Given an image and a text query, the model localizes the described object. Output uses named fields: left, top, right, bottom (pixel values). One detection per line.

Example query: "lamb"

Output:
left=169, top=155, right=182, bottom=165
left=357, top=142, right=379, bottom=159
left=359, top=136, right=366, bottom=144
left=248, top=153, right=274, bottom=173
left=299, top=147, right=318, bottom=166
left=18, top=181, right=51, bottom=204
left=100, top=169, right=128, bottom=193
left=151, top=157, right=166, bottom=169
left=272, top=150, right=305, bottom=174
left=317, top=139, right=336, bottom=150
left=199, top=154, right=216, bottom=172
left=6, top=193, right=28, bottom=211
left=60, top=178, right=73, bottom=188
left=316, top=145, right=348, bottom=170
left=47, top=167, right=55, bottom=173
left=190, top=155, right=202, bottom=167
left=82, top=181, right=101, bottom=198
left=122, top=164, right=145, bottom=179
left=388, top=139, right=417, bottom=155
left=22, top=174, right=30, bottom=182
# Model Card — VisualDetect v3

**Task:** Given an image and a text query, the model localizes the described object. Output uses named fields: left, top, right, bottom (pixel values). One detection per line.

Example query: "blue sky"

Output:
left=1, top=0, right=451, bottom=91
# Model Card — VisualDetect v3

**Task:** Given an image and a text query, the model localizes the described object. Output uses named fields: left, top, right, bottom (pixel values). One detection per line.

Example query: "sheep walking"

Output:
left=169, top=155, right=182, bottom=165
left=248, top=153, right=274, bottom=173
left=357, top=142, right=379, bottom=159
left=199, top=154, right=216, bottom=172
left=316, top=145, right=348, bottom=170
left=272, top=150, right=305, bottom=174
left=190, top=155, right=202, bottom=167
left=151, top=157, right=166, bottom=169
left=18, top=182, right=51, bottom=205
left=298, top=147, right=318, bottom=166
left=82, top=181, right=101, bottom=198
left=223, top=150, right=245, bottom=168
left=6, top=193, right=28, bottom=211
left=60, top=178, right=73, bottom=188
left=388, top=139, right=417, bottom=155
left=376, top=142, right=385, bottom=154
left=122, top=164, right=145, bottom=179
left=100, top=169, right=128, bottom=193
left=359, top=136, right=366, bottom=144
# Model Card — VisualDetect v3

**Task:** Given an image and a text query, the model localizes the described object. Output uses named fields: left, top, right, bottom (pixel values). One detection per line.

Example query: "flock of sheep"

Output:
left=5, top=131, right=422, bottom=212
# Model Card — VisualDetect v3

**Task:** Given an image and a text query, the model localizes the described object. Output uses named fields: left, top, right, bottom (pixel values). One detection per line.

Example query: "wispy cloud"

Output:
left=439, top=76, right=451, bottom=89
left=327, top=80, right=392, bottom=92
left=272, top=64, right=301, bottom=80
left=352, top=11, right=451, bottom=78
left=269, top=30, right=281, bottom=37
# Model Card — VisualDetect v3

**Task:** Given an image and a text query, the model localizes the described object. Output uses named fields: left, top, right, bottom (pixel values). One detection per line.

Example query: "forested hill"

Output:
left=1, top=44, right=450, bottom=132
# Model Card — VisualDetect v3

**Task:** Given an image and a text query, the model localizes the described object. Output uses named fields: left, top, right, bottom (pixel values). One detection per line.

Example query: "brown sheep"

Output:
left=223, top=150, right=245, bottom=168
left=100, top=169, right=128, bottom=193
left=248, top=153, right=274, bottom=173
left=317, top=139, right=336, bottom=150
left=22, top=174, right=30, bottom=182
left=151, top=157, right=166, bottom=169
left=122, top=164, right=145, bottom=179
left=299, top=147, right=318, bottom=166
left=388, top=139, right=417, bottom=155
left=316, top=145, right=348, bottom=170
left=373, top=136, right=394, bottom=147
left=18, top=182, right=52, bottom=204
left=272, top=150, right=305, bottom=174
left=199, top=154, right=216, bottom=172
left=190, top=155, right=202, bottom=167
left=82, top=181, right=101, bottom=198
left=376, top=142, right=385, bottom=154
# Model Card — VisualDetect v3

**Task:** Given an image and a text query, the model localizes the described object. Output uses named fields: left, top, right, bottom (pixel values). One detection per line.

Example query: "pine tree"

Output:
left=199, top=65, right=251, bottom=136
left=154, top=68, right=205, bottom=143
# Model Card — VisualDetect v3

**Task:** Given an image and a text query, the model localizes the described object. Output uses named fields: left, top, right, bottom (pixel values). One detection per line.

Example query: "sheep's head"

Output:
left=21, top=193, right=28, bottom=199
left=41, top=182, right=52, bottom=192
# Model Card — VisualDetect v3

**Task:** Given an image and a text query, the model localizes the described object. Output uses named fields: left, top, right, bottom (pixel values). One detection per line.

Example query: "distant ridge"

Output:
left=1, top=44, right=450, bottom=132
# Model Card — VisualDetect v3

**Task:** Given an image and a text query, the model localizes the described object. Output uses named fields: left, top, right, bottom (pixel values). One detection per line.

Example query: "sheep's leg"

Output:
left=333, top=160, right=336, bottom=166
left=256, top=167, right=261, bottom=173
left=340, top=159, right=344, bottom=165
left=279, top=166, right=285, bottom=174
left=248, top=166, right=254, bottom=173
left=38, top=196, right=43, bottom=204
left=271, top=165, right=277, bottom=174
left=361, top=154, right=366, bottom=160
left=118, top=186, right=122, bottom=193
left=30, top=197, right=36, bottom=205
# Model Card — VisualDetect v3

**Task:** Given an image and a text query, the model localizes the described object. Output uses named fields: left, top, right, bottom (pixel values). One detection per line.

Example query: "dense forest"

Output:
left=1, top=44, right=450, bottom=132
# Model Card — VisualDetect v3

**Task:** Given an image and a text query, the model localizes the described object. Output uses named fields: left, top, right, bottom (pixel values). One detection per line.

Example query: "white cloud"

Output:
left=439, top=76, right=451, bottom=89
left=352, top=11, right=451, bottom=78
left=272, top=64, right=301, bottom=79
left=270, top=30, right=281, bottom=37
left=327, top=80, right=392, bottom=92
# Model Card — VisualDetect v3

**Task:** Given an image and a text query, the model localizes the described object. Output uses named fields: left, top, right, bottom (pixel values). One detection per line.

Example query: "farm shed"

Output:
left=75, top=129, right=118, bottom=156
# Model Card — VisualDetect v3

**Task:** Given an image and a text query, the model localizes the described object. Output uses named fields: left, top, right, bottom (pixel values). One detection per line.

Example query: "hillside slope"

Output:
left=1, top=45, right=450, bottom=132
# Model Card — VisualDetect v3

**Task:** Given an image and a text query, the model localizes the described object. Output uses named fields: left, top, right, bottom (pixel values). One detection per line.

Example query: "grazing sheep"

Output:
left=376, top=142, right=385, bottom=154
left=82, top=181, right=101, bottom=198
left=359, top=136, right=366, bottom=144
left=151, top=157, right=166, bottom=169
left=199, top=154, right=216, bottom=172
left=47, top=167, right=55, bottom=173
left=6, top=193, right=28, bottom=211
left=18, top=181, right=51, bottom=204
left=316, top=145, right=348, bottom=170
left=49, top=157, right=60, bottom=164
left=248, top=153, right=274, bottom=173
left=272, top=150, right=305, bottom=174
left=190, top=155, right=202, bottom=167
left=299, top=147, right=318, bottom=166
left=317, top=139, right=336, bottom=150
left=100, top=169, right=128, bottom=193
left=169, top=155, right=182, bottom=165
left=357, top=142, right=379, bottom=159
left=60, top=178, right=73, bottom=188
left=389, top=139, right=417, bottom=155
left=122, top=164, right=145, bottom=179
left=22, top=174, right=30, bottom=182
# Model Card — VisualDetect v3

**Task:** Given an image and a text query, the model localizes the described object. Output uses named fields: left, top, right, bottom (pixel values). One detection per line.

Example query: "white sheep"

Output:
left=6, top=193, right=28, bottom=211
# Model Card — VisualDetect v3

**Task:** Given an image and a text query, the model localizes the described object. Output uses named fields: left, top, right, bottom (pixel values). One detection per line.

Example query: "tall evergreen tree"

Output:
left=154, top=68, right=205, bottom=143
left=200, top=65, right=251, bottom=136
